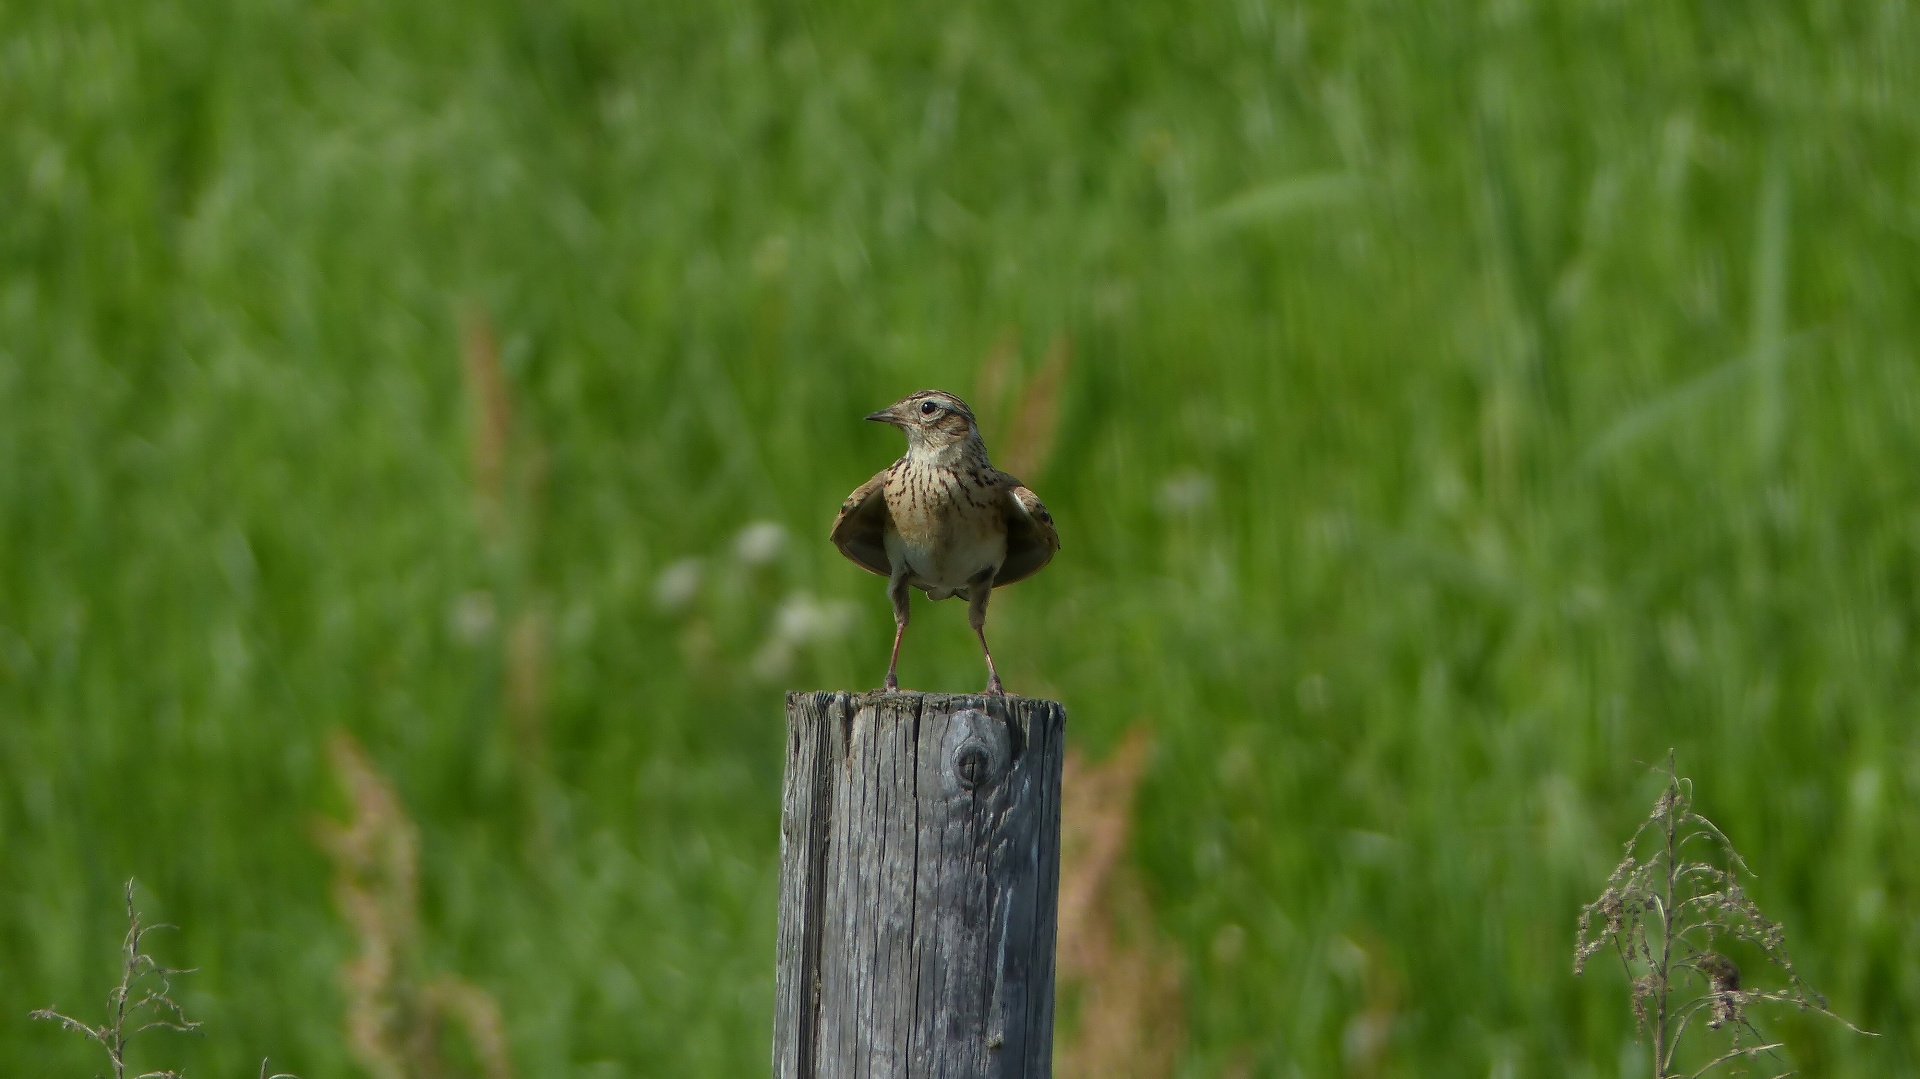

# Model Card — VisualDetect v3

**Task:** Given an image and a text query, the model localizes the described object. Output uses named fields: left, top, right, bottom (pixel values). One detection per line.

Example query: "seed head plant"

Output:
left=30, top=880, right=294, bottom=1079
left=1574, top=756, right=1869, bottom=1078
left=31, top=881, right=201, bottom=1079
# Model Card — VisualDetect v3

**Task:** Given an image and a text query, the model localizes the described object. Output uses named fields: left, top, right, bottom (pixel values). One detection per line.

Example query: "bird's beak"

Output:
left=866, top=408, right=902, bottom=426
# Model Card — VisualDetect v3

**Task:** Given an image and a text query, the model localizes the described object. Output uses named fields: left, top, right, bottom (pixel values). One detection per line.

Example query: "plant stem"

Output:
left=113, top=920, right=132, bottom=1079
left=1655, top=772, right=1677, bottom=1078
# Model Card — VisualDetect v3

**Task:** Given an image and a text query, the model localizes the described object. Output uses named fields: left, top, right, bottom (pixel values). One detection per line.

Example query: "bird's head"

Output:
left=867, top=390, right=984, bottom=460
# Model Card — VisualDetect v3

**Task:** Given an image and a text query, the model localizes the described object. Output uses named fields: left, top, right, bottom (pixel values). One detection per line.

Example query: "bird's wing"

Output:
left=830, top=466, right=895, bottom=578
left=993, top=472, right=1059, bottom=587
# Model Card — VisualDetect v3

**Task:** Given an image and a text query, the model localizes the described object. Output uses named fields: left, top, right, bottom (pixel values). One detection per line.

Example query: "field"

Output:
left=3, top=0, right=1917, bottom=1075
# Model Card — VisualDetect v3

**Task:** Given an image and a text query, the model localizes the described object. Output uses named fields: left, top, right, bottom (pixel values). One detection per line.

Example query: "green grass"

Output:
left=3, top=0, right=1918, bottom=1074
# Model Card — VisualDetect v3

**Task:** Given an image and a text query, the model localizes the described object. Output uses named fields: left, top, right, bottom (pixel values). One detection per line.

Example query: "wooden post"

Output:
left=774, top=691, right=1067, bottom=1079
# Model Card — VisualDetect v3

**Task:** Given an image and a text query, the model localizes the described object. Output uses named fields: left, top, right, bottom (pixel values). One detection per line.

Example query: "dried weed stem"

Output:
left=31, top=882, right=200, bottom=1079
left=30, top=881, right=296, bottom=1079
left=1575, top=754, right=1870, bottom=1077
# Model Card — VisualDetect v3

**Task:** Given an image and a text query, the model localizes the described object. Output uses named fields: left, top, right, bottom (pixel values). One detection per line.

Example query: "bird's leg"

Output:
left=967, top=569, right=1004, bottom=696
left=884, top=567, right=911, bottom=692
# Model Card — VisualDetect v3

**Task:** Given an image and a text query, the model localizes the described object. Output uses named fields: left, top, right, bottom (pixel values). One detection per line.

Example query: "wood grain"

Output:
left=774, top=691, right=1066, bottom=1079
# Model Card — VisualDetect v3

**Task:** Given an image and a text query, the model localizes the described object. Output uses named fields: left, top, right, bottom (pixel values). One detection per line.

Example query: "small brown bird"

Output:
left=831, top=390, right=1060, bottom=695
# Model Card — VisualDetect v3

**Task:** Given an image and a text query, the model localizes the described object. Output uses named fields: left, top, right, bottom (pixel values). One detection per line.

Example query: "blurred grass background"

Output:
left=3, top=0, right=1917, bottom=1074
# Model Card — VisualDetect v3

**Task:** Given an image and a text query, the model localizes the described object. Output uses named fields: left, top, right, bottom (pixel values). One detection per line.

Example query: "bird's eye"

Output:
left=919, top=400, right=939, bottom=416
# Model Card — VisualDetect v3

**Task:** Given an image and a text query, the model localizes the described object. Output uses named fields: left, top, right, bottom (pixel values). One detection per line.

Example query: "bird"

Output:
left=831, top=390, right=1060, bottom=695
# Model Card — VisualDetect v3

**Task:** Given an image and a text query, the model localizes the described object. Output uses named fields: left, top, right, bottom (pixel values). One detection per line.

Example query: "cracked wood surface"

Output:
left=774, top=691, right=1066, bottom=1079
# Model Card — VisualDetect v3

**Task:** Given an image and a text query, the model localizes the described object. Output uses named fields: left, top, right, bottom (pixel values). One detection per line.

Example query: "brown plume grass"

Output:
left=975, top=329, right=1072, bottom=480
left=457, top=308, right=552, bottom=836
left=1055, top=727, right=1184, bottom=1079
left=316, top=733, right=515, bottom=1079
left=459, top=307, right=513, bottom=530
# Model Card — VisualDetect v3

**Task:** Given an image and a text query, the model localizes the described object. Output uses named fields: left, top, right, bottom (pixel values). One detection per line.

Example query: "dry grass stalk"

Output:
left=30, top=881, right=204, bottom=1079
left=1339, top=934, right=1402, bottom=1078
left=1000, top=332, right=1072, bottom=480
left=1055, top=726, right=1183, bottom=1079
left=459, top=308, right=553, bottom=780
left=30, top=882, right=298, bottom=1079
left=1574, top=754, right=1871, bottom=1078
left=974, top=327, right=1021, bottom=423
left=316, top=733, right=516, bottom=1079
left=504, top=607, right=548, bottom=770
left=972, top=328, right=1072, bottom=480
left=418, top=979, right=513, bottom=1079
left=460, top=306, right=513, bottom=532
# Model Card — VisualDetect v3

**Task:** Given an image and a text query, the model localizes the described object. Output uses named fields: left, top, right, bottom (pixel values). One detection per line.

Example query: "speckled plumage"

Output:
left=831, top=390, right=1059, bottom=694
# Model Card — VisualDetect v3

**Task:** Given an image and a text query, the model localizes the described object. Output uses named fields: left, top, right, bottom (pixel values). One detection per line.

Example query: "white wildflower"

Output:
left=449, top=591, right=497, bottom=643
left=753, top=639, right=796, bottom=681
left=753, top=592, right=858, bottom=681
left=734, top=521, right=789, bottom=567
left=653, top=558, right=703, bottom=612
left=1156, top=470, right=1214, bottom=515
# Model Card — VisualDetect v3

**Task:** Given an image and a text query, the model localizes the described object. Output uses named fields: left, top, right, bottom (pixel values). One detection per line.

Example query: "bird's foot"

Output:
left=882, top=675, right=902, bottom=693
left=983, top=678, right=1006, bottom=697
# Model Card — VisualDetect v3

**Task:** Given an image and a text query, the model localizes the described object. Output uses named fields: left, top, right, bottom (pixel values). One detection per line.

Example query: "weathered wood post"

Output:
left=774, top=691, right=1067, bottom=1079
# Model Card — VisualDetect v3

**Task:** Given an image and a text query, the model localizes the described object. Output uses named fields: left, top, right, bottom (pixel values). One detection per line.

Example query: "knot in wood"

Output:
left=956, top=746, right=989, bottom=788
left=941, top=708, right=1010, bottom=793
